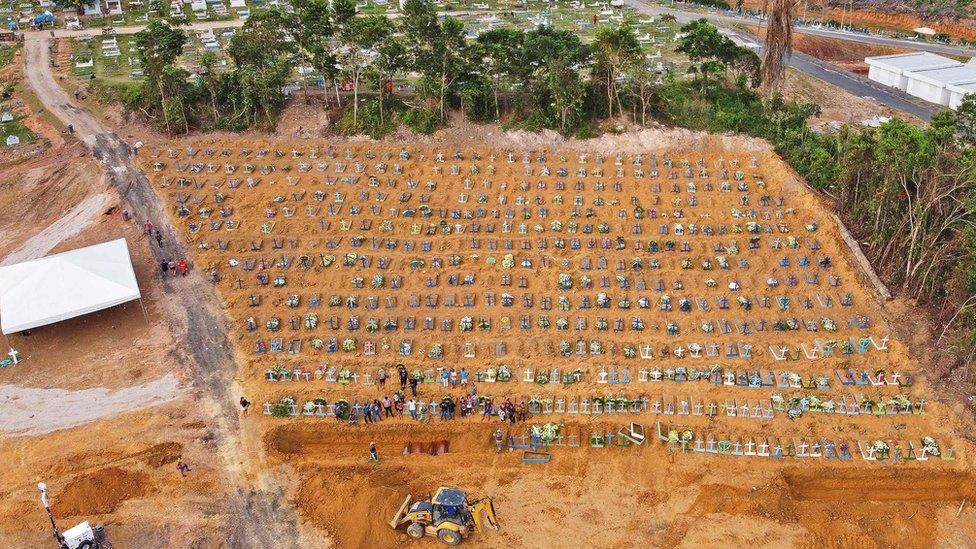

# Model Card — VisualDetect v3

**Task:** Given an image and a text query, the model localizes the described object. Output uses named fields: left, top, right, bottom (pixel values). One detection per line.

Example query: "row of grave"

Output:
left=153, top=145, right=763, bottom=169
left=245, top=311, right=866, bottom=335
left=263, top=392, right=925, bottom=420
left=263, top=363, right=906, bottom=389
left=493, top=425, right=953, bottom=462
left=252, top=334, right=890, bottom=361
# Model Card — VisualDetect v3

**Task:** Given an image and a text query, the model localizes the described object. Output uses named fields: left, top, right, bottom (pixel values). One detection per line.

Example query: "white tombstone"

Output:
left=5, top=135, right=20, bottom=146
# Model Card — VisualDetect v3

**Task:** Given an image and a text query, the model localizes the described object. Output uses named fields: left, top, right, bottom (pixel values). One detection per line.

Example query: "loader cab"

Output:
left=431, top=488, right=472, bottom=528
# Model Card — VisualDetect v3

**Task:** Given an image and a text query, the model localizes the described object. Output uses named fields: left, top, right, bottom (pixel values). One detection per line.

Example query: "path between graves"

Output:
left=21, top=36, right=304, bottom=548
left=0, top=374, right=181, bottom=437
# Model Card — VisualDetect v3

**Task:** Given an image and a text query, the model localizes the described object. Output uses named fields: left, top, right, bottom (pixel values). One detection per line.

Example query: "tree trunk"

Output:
left=353, top=71, right=359, bottom=130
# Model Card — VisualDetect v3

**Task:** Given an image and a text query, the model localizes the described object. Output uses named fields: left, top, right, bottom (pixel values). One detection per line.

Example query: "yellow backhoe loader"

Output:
left=388, top=486, right=498, bottom=545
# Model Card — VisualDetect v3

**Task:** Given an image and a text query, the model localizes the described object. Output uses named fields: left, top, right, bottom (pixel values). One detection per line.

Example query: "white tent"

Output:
left=0, top=239, right=142, bottom=334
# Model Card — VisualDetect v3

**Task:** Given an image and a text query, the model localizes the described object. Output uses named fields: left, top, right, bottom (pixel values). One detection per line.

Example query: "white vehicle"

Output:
left=65, top=16, right=83, bottom=30
left=61, top=522, right=109, bottom=549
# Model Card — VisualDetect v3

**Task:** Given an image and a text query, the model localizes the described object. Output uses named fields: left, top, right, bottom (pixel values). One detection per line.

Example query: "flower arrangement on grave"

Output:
left=303, top=401, right=317, bottom=414
left=337, top=368, right=352, bottom=384
left=559, top=341, right=571, bottom=355
left=365, top=319, right=379, bottom=333
left=341, top=338, right=357, bottom=352
left=428, top=343, right=443, bottom=359
left=660, top=294, right=672, bottom=311
left=459, top=316, right=473, bottom=332
left=666, top=322, right=679, bottom=336
left=777, top=296, right=790, bottom=310
left=562, top=369, right=583, bottom=384
left=664, top=240, right=676, bottom=251
left=501, top=254, right=516, bottom=268
left=535, top=423, right=562, bottom=444
left=679, top=298, right=692, bottom=312
left=535, top=370, right=549, bottom=385
left=371, top=274, right=385, bottom=288
left=807, top=395, right=823, bottom=412
left=592, top=396, right=605, bottom=407
left=869, top=440, right=889, bottom=458
left=623, top=345, right=637, bottom=359
left=731, top=224, right=742, bottom=234
left=597, top=222, right=610, bottom=233
left=410, top=369, right=422, bottom=381
left=590, top=341, right=603, bottom=355
left=270, top=396, right=296, bottom=417
left=860, top=396, right=875, bottom=411
left=717, top=256, right=730, bottom=269
left=681, top=259, right=692, bottom=269
left=410, top=258, right=425, bottom=268
left=478, top=318, right=492, bottom=330
left=334, top=399, right=350, bottom=420
left=821, top=317, right=837, bottom=332
left=497, top=365, right=512, bottom=381
left=309, top=337, right=324, bottom=350
left=266, top=318, right=281, bottom=331
left=596, top=293, right=611, bottom=308
left=595, top=318, right=608, bottom=331
left=921, top=437, right=940, bottom=456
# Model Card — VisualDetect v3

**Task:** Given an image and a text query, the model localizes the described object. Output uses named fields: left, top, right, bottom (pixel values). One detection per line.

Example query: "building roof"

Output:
left=947, top=81, right=976, bottom=95
left=0, top=239, right=141, bottom=334
left=865, top=51, right=961, bottom=74
left=907, top=64, right=976, bottom=86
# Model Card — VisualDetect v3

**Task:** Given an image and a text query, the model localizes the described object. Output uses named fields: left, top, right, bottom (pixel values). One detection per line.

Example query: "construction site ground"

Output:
left=0, top=33, right=975, bottom=549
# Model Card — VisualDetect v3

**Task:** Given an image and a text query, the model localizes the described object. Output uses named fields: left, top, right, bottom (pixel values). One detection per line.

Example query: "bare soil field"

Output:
left=137, top=135, right=976, bottom=547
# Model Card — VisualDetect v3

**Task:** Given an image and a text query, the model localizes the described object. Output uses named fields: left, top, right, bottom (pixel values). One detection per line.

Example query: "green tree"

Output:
left=592, top=24, right=641, bottom=119
left=228, top=10, right=298, bottom=128
left=476, top=27, right=527, bottom=121
left=524, top=26, right=591, bottom=132
left=290, top=0, right=338, bottom=97
left=134, top=20, right=187, bottom=133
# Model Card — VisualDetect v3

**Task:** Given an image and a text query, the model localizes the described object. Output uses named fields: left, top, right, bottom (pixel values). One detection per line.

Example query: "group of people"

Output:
left=143, top=219, right=191, bottom=277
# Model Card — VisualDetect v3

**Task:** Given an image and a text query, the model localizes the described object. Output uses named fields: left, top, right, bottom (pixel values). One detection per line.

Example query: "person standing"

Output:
left=160, top=259, right=169, bottom=276
left=168, top=259, right=177, bottom=276
left=409, top=376, right=419, bottom=397
left=155, top=230, right=164, bottom=248
left=144, top=219, right=153, bottom=235
left=240, top=397, right=250, bottom=417
left=408, top=398, right=417, bottom=420
left=398, top=364, right=408, bottom=389
left=177, top=258, right=188, bottom=276
left=369, top=442, right=379, bottom=462
left=382, top=396, right=393, bottom=418
left=460, top=367, right=469, bottom=386
left=377, top=367, right=387, bottom=389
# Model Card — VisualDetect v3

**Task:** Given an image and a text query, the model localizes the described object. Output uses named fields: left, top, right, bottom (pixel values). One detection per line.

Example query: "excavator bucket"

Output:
left=389, top=495, right=412, bottom=529
left=469, top=498, right=499, bottom=532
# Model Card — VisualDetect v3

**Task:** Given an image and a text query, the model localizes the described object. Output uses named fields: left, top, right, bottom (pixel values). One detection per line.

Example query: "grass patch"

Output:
left=0, top=44, right=19, bottom=69
left=0, top=117, right=37, bottom=146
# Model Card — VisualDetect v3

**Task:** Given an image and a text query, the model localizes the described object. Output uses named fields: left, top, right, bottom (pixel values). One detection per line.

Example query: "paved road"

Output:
left=625, top=0, right=941, bottom=121
left=22, top=35, right=303, bottom=549
left=627, top=0, right=976, bottom=56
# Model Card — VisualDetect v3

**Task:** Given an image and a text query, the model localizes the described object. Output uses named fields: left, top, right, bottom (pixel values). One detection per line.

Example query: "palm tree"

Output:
left=761, top=0, right=798, bottom=93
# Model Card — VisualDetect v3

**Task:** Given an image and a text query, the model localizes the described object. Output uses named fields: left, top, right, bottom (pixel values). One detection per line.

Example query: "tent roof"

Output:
left=0, top=238, right=141, bottom=334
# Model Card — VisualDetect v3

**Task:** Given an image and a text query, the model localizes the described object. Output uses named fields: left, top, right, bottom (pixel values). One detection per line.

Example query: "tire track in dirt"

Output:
left=21, top=35, right=302, bottom=548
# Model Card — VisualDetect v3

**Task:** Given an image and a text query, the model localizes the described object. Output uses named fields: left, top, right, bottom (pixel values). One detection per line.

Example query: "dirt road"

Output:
left=21, top=36, right=303, bottom=548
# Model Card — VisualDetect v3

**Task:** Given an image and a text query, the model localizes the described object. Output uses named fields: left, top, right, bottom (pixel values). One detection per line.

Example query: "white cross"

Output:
left=7, top=347, right=18, bottom=364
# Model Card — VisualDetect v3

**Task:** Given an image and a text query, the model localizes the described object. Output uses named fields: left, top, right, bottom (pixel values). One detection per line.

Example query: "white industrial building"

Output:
left=865, top=52, right=976, bottom=109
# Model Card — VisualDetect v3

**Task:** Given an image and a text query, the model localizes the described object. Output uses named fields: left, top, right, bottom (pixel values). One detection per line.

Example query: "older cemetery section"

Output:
left=142, top=140, right=969, bottom=546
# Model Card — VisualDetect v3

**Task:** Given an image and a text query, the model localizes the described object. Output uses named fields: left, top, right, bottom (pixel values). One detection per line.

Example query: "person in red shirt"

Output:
left=177, top=258, right=188, bottom=276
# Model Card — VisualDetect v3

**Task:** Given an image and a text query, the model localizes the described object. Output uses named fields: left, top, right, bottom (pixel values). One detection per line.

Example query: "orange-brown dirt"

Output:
left=743, top=0, right=976, bottom=40
left=136, top=136, right=976, bottom=548
left=0, top=118, right=231, bottom=545
left=790, top=34, right=909, bottom=75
